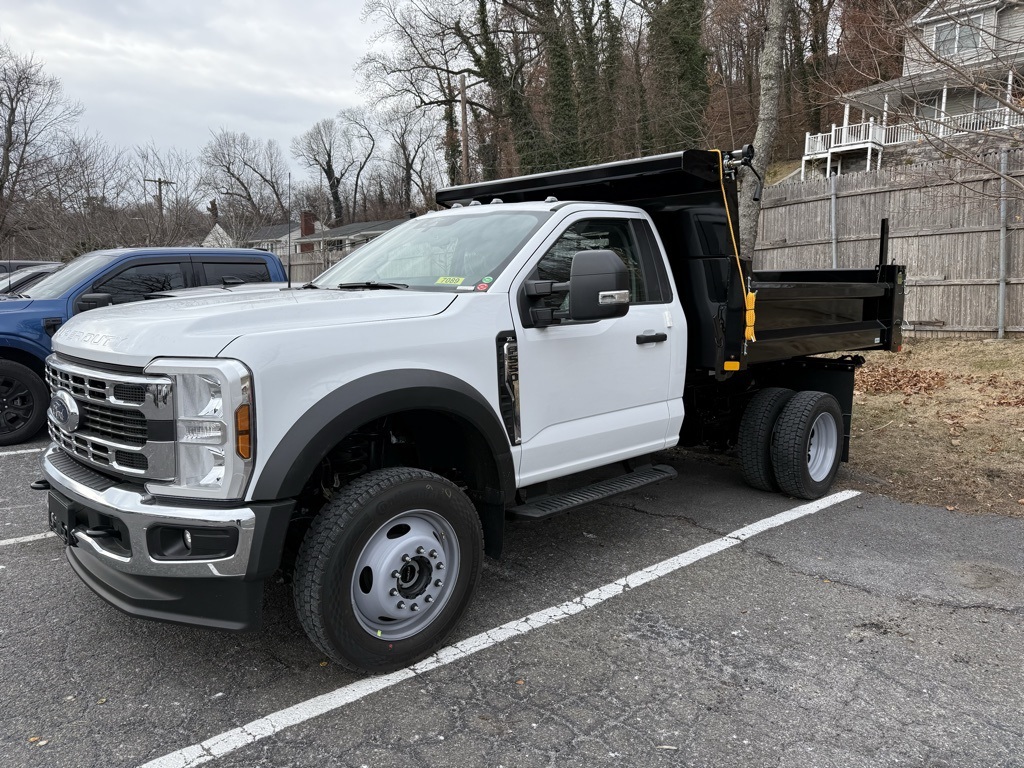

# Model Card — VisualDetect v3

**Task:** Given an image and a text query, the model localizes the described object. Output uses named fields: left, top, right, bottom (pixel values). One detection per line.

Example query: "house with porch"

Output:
left=802, top=0, right=1024, bottom=178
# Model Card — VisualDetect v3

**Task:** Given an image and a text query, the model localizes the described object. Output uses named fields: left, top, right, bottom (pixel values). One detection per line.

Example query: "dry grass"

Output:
left=843, top=338, right=1024, bottom=517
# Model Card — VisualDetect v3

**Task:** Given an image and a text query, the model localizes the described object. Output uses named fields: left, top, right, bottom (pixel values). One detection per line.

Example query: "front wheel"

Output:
left=0, top=360, right=48, bottom=446
left=293, top=467, right=484, bottom=673
left=770, top=391, right=843, bottom=500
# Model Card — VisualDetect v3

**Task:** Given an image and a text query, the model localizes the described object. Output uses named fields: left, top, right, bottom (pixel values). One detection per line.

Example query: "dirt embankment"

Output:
left=843, top=339, right=1024, bottom=517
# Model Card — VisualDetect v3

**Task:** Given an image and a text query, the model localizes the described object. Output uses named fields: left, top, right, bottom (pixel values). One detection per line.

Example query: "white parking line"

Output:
left=140, top=489, right=860, bottom=768
left=0, top=447, right=45, bottom=457
left=0, top=531, right=55, bottom=546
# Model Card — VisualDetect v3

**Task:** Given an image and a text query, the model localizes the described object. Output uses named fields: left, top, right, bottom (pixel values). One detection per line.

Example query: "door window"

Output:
left=93, top=263, right=187, bottom=304
left=532, top=219, right=650, bottom=312
left=201, top=261, right=272, bottom=285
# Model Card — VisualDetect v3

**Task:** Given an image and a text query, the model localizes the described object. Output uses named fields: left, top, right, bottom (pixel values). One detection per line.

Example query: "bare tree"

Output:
left=739, top=0, right=790, bottom=255
left=338, top=108, right=377, bottom=222
left=200, top=129, right=289, bottom=227
left=291, top=118, right=352, bottom=225
left=0, top=43, right=82, bottom=251
left=376, top=102, right=440, bottom=211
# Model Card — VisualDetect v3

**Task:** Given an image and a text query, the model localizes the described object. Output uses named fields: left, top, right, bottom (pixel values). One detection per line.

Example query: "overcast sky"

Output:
left=1, top=1, right=378, bottom=174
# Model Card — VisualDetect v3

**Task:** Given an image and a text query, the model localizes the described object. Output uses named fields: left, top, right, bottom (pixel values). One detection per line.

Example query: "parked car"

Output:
left=0, top=247, right=287, bottom=445
left=0, top=263, right=60, bottom=295
left=0, top=259, right=56, bottom=275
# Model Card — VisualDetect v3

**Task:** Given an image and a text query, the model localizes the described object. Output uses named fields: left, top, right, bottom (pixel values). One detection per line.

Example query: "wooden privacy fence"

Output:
left=754, top=149, right=1024, bottom=337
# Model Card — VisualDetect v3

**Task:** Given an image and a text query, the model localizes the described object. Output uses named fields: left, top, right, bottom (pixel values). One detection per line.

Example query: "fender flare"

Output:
left=0, top=334, right=51, bottom=366
left=251, top=369, right=515, bottom=506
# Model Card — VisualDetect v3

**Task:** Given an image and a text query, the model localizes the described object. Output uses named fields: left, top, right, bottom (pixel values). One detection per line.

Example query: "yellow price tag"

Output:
left=435, top=276, right=465, bottom=285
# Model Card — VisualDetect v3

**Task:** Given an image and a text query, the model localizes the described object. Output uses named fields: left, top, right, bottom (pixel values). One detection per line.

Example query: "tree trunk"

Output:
left=739, top=0, right=789, bottom=260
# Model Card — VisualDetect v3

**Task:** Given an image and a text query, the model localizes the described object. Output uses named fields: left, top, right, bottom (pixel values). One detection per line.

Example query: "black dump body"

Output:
left=436, top=150, right=906, bottom=379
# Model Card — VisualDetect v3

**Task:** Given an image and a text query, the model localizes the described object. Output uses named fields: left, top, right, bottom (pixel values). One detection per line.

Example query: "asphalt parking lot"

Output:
left=2, top=436, right=1023, bottom=768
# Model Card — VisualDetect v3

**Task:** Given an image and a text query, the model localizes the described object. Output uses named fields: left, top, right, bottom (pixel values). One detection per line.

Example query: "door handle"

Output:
left=636, top=332, right=668, bottom=345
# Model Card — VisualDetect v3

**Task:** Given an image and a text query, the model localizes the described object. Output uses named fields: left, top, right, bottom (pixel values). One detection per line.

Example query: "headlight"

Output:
left=143, top=358, right=254, bottom=500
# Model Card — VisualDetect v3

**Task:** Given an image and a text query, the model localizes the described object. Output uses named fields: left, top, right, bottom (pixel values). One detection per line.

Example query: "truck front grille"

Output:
left=46, top=355, right=175, bottom=481
left=81, top=402, right=148, bottom=445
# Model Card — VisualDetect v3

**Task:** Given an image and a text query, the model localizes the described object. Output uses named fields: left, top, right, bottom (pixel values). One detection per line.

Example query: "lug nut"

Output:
left=429, top=549, right=438, bottom=559
left=389, top=588, right=398, bottom=597
left=410, top=603, right=419, bottom=612
left=436, top=562, right=445, bottom=571
left=401, top=554, right=411, bottom=562
left=391, top=570, right=401, bottom=578
left=416, top=546, right=425, bottom=554
left=434, top=579, right=444, bottom=588
left=396, top=601, right=406, bottom=610
left=424, top=595, right=434, bottom=604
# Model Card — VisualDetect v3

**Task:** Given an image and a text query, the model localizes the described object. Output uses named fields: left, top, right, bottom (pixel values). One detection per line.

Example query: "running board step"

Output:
left=508, top=464, right=677, bottom=521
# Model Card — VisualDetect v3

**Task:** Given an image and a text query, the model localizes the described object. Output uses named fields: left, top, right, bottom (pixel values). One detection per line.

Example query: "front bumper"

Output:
left=43, top=446, right=294, bottom=630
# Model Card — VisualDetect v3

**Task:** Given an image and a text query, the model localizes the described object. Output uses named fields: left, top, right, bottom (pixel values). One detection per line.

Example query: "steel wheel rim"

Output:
left=806, top=411, right=839, bottom=482
left=0, top=376, right=34, bottom=435
left=351, top=509, right=460, bottom=641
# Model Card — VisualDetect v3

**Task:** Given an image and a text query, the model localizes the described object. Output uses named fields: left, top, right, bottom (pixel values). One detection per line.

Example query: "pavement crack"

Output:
left=741, top=546, right=1024, bottom=616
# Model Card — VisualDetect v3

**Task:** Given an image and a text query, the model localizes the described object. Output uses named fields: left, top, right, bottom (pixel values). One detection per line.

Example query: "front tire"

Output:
left=0, top=360, right=48, bottom=446
left=770, top=391, right=843, bottom=500
left=293, top=467, right=484, bottom=673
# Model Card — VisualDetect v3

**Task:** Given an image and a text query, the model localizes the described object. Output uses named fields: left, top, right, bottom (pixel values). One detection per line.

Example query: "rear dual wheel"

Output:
left=740, top=388, right=843, bottom=500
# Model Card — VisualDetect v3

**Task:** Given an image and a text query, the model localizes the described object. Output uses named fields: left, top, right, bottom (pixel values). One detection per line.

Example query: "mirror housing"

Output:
left=75, top=293, right=112, bottom=313
left=567, top=249, right=630, bottom=322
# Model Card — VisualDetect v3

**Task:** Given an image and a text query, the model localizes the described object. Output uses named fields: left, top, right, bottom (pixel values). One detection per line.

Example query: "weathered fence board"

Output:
left=756, top=149, right=1024, bottom=336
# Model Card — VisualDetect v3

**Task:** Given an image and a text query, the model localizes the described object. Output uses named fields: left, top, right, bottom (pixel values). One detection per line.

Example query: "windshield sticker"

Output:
left=476, top=283, right=489, bottom=291
left=435, top=276, right=465, bottom=285
left=482, top=276, right=494, bottom=284
left=456, top=285, right=475, bottom=291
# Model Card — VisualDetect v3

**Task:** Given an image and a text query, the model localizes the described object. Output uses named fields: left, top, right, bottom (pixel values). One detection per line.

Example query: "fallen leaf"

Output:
left=96, top=698, right=107, bottom=705
left=515, top=679, right=525, bottom=685
left=28, top=737, right=40, bottom=743
left=319, top=661, right=328, bottom=667
left=37, top=740, right=49, bottom=747
left=946, top=505, right=957, bottom=511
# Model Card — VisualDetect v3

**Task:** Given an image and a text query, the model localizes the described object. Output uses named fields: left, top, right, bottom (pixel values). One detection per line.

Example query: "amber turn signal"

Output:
left=235, top=404, right=251, bottom=459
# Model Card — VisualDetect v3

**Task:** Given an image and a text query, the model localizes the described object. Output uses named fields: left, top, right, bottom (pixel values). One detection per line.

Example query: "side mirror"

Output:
left=567, top=249, right=630, bottom=322
left=75, top=293, right=113, bottom=313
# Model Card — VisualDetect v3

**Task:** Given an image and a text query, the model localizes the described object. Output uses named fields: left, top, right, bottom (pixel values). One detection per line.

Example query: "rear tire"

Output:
left=770, top=391, right=843, bottom=500
left=738, top=387, right=795, bottom=492
left=293, top=467, right=483, bottom=674
left=0, top=360, right=48, bottom=446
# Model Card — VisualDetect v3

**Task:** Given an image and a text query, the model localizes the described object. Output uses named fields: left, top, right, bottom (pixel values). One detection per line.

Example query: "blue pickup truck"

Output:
left=0, top=247, right=287, bottom=445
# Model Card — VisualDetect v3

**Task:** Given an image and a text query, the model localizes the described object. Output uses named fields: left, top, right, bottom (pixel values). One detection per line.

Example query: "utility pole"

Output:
left=144, top=177, right=176, bottom=242
left=460, top=74, right=470, bottom=185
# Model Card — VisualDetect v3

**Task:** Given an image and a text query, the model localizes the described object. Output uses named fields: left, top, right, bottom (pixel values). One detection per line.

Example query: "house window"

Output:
left=974, top=92, right=998, bottom=111
left=916, top=96, right=941, bottom=120
left=934, top=14, right=983, bottom=56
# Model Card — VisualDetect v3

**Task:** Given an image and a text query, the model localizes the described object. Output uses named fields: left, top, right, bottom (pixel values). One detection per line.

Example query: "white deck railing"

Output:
left=805, top=107, right=1024, bottom=157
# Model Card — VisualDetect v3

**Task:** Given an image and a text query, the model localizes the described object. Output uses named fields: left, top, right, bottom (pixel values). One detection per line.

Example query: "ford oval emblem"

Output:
left=49, top=390, right=80, bottom=432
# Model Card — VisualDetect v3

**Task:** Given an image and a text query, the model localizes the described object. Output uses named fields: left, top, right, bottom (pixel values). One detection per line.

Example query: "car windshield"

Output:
left=22, top=252, right=120, bottom=299
left=0, top=268, right=33, bottom=292
left=312, top=210, right=551, bottom=291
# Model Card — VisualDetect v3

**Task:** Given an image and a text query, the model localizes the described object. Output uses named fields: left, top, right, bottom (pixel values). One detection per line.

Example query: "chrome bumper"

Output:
left=42, top=445, right=256, bottom=578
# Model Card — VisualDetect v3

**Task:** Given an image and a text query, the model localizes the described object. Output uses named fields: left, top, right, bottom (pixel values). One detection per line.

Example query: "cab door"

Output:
left=511, top=214, right=684, bottom=486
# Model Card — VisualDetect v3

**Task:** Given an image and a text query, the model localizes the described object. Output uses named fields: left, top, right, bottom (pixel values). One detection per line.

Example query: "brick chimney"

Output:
left=300, top=210, right=315, bottom=253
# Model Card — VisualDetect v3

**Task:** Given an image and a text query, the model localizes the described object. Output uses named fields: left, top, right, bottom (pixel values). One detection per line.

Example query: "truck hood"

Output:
left=51, top=289, right=457, bottom=368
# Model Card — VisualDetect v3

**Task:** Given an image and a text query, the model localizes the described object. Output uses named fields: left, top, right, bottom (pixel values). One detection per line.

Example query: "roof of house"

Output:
left=244, top=222, right=299, bottom=242
left=295, top=218, right=410, bottom=243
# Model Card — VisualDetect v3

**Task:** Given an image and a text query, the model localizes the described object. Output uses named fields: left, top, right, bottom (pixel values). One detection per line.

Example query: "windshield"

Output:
left=22, top=252, right=120, bottom=299
left=312, top=210, right=550, bottom=291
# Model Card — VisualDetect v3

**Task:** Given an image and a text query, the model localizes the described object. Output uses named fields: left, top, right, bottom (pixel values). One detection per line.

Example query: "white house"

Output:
left=802, top=0, right=1024, bottom=178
